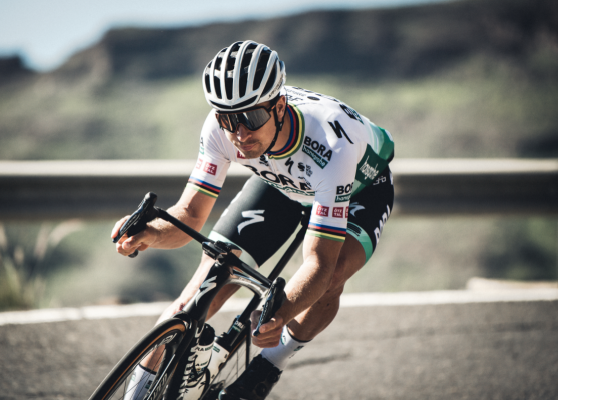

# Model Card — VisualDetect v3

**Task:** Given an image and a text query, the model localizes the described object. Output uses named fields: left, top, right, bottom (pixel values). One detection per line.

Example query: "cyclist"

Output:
left=112, top=40, right=395, bottom=400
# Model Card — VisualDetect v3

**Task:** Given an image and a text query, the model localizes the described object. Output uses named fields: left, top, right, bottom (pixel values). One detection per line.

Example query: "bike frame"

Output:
left=119, top=200, right=309, bottom=400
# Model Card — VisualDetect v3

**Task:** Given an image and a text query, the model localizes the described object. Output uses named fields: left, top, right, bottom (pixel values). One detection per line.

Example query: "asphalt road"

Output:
left=0, top=299, right=557, bottom=400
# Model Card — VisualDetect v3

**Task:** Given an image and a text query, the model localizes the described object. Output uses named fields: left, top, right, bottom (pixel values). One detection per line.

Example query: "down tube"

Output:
left=163, top=262, right=233, bottom=400
left=182, top=261, right=234, bottom=322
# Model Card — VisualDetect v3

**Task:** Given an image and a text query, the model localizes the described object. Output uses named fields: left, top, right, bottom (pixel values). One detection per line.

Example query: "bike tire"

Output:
left=89, top=318, right=188, bottom=400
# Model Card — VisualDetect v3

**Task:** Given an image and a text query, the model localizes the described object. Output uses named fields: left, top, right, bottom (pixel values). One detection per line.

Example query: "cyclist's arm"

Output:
left=112, top=186, right=217, bottom=256
left=253, top=234, right=343, bottom=343
left=284, top=234, right=344, bottom=316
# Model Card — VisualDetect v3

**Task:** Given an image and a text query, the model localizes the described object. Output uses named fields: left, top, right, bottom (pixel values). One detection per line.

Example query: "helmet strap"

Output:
left=263, top=96, right=286, bottom=155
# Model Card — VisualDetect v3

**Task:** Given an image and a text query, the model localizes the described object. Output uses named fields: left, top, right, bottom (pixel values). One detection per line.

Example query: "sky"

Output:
left=0, top=0, right=450, bottom=72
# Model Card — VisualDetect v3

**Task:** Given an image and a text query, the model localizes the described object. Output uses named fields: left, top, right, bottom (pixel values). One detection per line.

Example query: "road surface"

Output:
left=0, top=291, right=557, bottom=400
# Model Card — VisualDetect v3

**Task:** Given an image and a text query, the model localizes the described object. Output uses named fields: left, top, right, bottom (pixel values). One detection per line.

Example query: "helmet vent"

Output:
left=260, top=66, right=277, bottom=99
left=223, top=44, right=242, bottom=100
left=213, top=77, right=222, bottom=99
left=239, top=68, right=248, bottom=98
left=204, top=73, right=211, bottom=94
left=238, top=44, right=256, bottom=98
left=253, top=49, right=271, bottom=91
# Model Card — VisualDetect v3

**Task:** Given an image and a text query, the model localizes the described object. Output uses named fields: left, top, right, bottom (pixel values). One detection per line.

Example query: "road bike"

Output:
left=89, top=192, right=308, bottom=400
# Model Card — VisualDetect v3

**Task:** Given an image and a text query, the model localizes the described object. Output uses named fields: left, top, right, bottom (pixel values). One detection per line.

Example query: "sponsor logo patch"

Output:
left=349, top=202, right=365, bottom=217
left=359, top=156, right=379, bottom=180
left=335, top=194, right=351, bottom=202
left=373, top=175, right=387, bottom=185
left=244, top=166, right=314, bottom=194
left=203, top=162, right=217, bottom=175
left=259, top=155, right=269, bottom=166
left=316, top=205, right=329, bottom=217
left=339, top=104, right=364, bottom=124
left=333, top=207, right=344, bottom=218
left=335, top=183, right=353, bottom=202
left=302, top=137, right=332, bottom=169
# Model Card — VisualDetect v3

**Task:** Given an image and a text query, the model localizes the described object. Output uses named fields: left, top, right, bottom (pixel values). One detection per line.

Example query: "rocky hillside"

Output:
left=0, top=56, right=33, bottom=86
left=0, top=0, right=557, bottom=160
left=5, top=0, right=556, bottom=84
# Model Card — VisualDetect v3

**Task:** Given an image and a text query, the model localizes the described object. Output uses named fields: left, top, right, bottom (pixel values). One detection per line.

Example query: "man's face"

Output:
left=223, top=117, right=274, bottom=159
left=220, top=97, right=285, bottom=159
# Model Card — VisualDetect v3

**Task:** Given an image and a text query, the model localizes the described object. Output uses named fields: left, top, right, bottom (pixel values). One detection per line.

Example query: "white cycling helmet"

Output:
left=203, top=40, right=286, bottom=112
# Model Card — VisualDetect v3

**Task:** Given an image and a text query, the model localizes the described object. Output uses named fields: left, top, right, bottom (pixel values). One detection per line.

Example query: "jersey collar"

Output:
left=267, top=104, right=304, bottom=159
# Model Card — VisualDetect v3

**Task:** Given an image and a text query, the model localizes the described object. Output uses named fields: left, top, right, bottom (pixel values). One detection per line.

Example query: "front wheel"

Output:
left=89, top=318, right=188, bottom=400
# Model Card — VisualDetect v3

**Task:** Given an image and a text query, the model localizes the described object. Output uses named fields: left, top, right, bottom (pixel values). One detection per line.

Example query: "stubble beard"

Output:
left=236, top=141, right=266, bottom=159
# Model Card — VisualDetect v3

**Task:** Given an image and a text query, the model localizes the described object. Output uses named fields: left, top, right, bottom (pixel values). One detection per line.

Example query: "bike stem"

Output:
left=156, top=208, right=272, bottom=288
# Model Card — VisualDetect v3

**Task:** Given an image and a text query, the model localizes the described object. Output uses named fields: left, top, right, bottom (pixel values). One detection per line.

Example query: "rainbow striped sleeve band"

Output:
left=187, top=177, right=221, bottom=198
left=307, top=222, right=346, bottom=242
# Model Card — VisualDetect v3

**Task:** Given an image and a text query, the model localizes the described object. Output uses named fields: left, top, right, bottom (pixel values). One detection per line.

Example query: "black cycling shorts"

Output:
left=208, top=166, right=394, bottom=268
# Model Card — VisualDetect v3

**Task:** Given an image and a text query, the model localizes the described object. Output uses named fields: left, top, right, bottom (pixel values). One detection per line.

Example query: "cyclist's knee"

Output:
left=320, top=266, right=351, bottom=302
left=322, top=284, right=345, bottom=302
left=324, top=268, right=346, bottom=296
left=156, top=298, right=185, bottom=324
left=326, top=257, right=358, bottom=293
left=323, top=239, right=365, bottom=294
left=206, top=284, right=240, bottom=320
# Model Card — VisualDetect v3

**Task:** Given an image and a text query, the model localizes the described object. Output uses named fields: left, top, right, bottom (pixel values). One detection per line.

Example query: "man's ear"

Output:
left=276, top=95, right=286, bottom=119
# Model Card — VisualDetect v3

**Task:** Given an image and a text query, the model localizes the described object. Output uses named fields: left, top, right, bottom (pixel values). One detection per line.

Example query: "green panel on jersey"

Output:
left=369, top=123, right=395, bottom=162
left=353, top=145, right=388, bottom=194
left=352, top=123, right=394, bottom=195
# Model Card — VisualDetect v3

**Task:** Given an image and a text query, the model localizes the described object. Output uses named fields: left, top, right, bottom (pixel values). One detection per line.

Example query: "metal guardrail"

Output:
left=0, top=159, right=557, bottom=220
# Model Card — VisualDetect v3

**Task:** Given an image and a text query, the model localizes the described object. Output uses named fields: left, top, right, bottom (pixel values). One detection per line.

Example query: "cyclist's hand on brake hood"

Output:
left=111, top=216, right=157, bottom=257
left=250, top=310, right=284, bottom=348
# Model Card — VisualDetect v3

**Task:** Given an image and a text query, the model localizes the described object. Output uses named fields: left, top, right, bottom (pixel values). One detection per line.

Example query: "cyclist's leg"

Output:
left=286, top=236, right=365, bottom=340
left=209, top=175, right=305, bottom=269
left=287, top=166, right=395, bottom=341
left=220, top=169, right=393, bottom=399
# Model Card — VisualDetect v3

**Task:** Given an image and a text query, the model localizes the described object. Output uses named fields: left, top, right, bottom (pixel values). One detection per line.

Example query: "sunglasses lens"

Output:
left=216, top=107, right=272, bottom=132
left=244, top=108, right=271, bottom=129
left=216, top=114, right=235, bottom=131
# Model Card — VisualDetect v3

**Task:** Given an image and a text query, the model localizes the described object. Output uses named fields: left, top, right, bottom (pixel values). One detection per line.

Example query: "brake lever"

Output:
left=113, top=192, right=159, bottom=258
left=253, top=277, right=286, bottom=337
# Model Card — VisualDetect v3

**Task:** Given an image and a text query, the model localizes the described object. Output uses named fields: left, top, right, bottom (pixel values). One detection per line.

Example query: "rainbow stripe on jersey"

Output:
left=307, top=222, right=346, bottom=242
left=187, top=177, right=221, bottom=198
left=268, top=104, right=305, bottom=160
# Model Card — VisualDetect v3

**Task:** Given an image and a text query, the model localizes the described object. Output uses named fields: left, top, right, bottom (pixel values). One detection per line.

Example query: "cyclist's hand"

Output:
left=250, top=310, right=284, bottom=348
left=111, top=216, right=156, bottom=256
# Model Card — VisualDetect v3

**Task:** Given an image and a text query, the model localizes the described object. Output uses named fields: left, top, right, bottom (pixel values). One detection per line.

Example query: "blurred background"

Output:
left=0, top=0, right=557, bottom=311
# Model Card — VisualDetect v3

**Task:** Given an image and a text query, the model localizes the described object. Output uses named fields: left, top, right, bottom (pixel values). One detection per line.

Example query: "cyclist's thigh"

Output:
left=346, top=166, right=395, bottom=264
left=209, top=175, right=305, bottom=268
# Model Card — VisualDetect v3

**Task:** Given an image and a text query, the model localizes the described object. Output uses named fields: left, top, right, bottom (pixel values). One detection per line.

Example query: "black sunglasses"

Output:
left=216, top=102, right=277, bottom=133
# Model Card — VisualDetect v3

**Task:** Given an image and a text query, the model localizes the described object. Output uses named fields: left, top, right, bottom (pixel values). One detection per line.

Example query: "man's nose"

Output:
left=236, top=124, right=251, bottom=141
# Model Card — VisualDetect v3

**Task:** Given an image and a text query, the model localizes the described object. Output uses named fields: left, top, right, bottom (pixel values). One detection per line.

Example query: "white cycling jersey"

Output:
left=188, top=86, right=394, bottom=243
